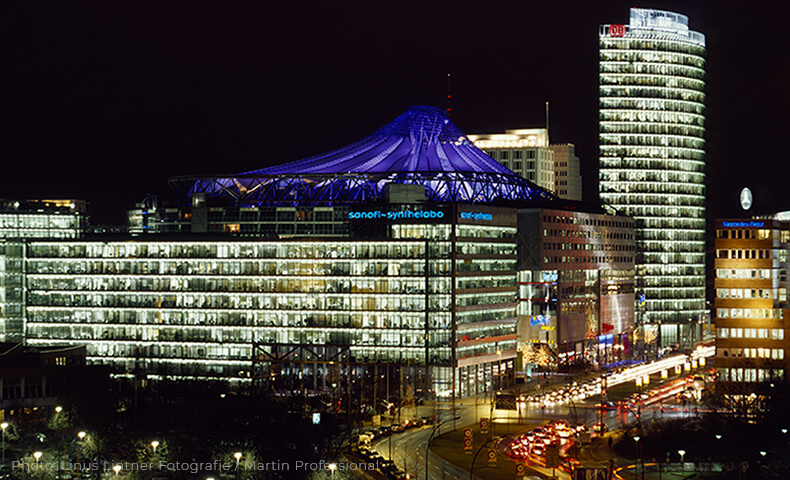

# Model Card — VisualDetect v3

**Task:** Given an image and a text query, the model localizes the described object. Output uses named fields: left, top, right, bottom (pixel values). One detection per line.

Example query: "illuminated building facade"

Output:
left=468, top=129, right=556, bottom=195
left=599, top=8, right=707, bottom=348
left=714, top=218, right=790, bottom=393
left=1, top=200, right=87, bottom=342
left=7, top=107, right=636, bottom=398
left=516, top=208, right=635, bottom=368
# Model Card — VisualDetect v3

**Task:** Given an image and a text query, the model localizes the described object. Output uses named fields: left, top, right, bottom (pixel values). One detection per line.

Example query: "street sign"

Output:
left=515, top=463, right=526, bottom=476
left=487, top=448, right=497, bottom=465
left=464, top=428, right=472, bottom=438
left=480, top=418, right=489, bottom=434
left=463, top=438, right=473, bottom=452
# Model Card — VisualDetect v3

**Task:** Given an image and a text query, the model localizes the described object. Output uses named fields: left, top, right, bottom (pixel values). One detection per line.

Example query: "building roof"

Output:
left=169, top=106, right=556, bottom=207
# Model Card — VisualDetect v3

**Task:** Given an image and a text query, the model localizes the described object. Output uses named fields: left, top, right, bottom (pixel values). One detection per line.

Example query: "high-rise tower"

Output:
left=599, top=8, right=706, bottom=348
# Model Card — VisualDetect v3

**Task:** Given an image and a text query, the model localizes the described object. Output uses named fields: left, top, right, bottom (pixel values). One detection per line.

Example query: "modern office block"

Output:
left=599, top=8, right=707, bottom=348
left=714, top=218, right=790, bottom=395
left=516, top=208, right=635, bottom=368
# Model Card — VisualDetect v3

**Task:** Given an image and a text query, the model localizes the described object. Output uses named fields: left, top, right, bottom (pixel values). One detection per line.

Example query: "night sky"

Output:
left=3, top=1, right=789, bottom=224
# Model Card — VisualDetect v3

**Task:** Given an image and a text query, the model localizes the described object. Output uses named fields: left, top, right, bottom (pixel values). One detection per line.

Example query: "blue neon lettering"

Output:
left=722, top=221, right=764, bottom=228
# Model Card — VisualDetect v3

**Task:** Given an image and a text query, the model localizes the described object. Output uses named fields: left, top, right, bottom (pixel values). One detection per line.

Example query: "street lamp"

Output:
left=426, top=416, right=459, bottom=480
left=633, top=436, right=643, bottom=480
left=33, top=451, right=43, bottom=463
left=77, top=431, right=87, bottom=467
left=678, top=449, right=686, bottom=473
left=55, top=406, right=63, bottom=414
left=328, top=463, right=337, bottom=476
left=151, top=441, right=159, bottom=455
left=1, top=422, right=8, bottom=464
left=234, top=452, right=242, bottom=468
left=113, top=464, right=122, bottom=475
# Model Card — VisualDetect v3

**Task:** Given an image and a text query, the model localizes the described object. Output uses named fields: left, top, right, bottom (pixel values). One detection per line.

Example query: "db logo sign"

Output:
left=516, top=464, right=526, bottom=475
left=609, top=24, right=625, bottom=37
left=464, top=438, right=473, bottom=450
left=464, top=428, right=472, bottom=438
left=487, top=449, right=497, bottom=464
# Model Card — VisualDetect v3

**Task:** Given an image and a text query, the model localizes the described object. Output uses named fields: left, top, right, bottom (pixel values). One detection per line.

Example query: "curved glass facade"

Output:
left=599, top=9, right=706, bottom=339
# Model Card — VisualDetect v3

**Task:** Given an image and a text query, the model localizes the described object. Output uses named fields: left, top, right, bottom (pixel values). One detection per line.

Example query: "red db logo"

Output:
left=609, top=24, right=625, bottom=37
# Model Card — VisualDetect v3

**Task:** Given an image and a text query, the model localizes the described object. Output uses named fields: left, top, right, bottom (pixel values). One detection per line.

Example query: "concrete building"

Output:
left=599, top=8, right=707, bottom=348
left=549, top=144, right=582, bottom=201
left=468, top=129, right=556, bottom=195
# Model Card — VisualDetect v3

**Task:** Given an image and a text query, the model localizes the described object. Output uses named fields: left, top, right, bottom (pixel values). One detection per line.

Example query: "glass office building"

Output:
left=599, top=8, right=706, bottom=347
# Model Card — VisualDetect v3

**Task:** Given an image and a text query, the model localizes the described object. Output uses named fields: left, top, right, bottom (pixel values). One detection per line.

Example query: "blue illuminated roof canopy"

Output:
left=170, top=106, right=556, bottom=207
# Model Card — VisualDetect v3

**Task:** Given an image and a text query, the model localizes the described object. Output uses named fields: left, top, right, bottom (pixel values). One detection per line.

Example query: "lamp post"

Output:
left=426, top=416, right=459, bottom=480
left=33, top=451, right=42, bottom=463
left=678, top=449, right=686, bottom=473
left=151, top=441, right=159, bottom=455
left=77, top=431, right=86, bottom=469
left=113, top=464, right=122, bottom=476
left=328, top=463, right=337, bottom=476
left=469, top=436, right=502, bottom=480
left=1, top=422, right=8, bottom=464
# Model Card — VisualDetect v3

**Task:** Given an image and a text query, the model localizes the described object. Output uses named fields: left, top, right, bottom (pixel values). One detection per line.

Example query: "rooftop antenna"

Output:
left=545, top=101, right=550, bottom=144
left=446, top=73, right=452, bottom=117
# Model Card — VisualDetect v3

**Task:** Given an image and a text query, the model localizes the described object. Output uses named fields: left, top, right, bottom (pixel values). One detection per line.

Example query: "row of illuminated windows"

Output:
left=717, top=288, right=780, bottom=300
left=716, top=269, right=775, bottom=280
left=716, top=229, right=779, bottom=240
left=639, top=298, right=704, bottom=311
left=719, top=348, right=784, bottom=360
left=455, top=259, right=516, bottom=273
left=717, top=368, right=783, bottom=383
left=0, top=214, right=80, bottom=229
left=641, top=286, right=705, bottom=300
left=718, top=328, right=784, bottom=339
left=600, top=73, right=705, bottom=91
left=543, top=229, right=632, bottom=240
left=601, top=134, right=704, bottom=149
left=456, top=275, right=515, bottom=290
left=456, top=242, right=517, bottom=256
left=29, top=241, right=435, bottom=261
left=488, top=149, right=540, bottom=160
left=27, top=291, right=452, bottom=313
left=599, top=61, right=705, bottom=80
left=600, top=145, right=704, bottom=161
left=603, top=205, right=704, bottom=221
left=456, top=292, right=515, bottom=307
left=637, top=218, right=706, bottom=230
left=600, top=86, right=705, bottom=103
left=601, top=38, right=706, bottom=56
left=640, top=260, right=705, bottom=272
left=457, top=323, right=516, bottom=343
left=600, top=156, right=704, bottom=173
left=544, top=213, right=632, bottom=230
left=457, top=338, right=517, bottom=359
left=26, top=258, right=446, bottom=277
left=26, top=323, right=448, bottom=348
left=599, top=96, right=704, bottom=115
left=456, top=307, right=515, bottom=326
left=27, top=308, right=440, bottom=330
left=641, top=244, right=705, bottom=256
left=601, top=122, right=705, bottom=137
left=601, top=169, right=705, bottom=186
left=391, top=224, right=453, bottom=240
left=601, top=110, right=704, bottom=127
left=456, top=225, right=518, bottom=239
left=544, top=242, right=634, bottom=253
left=27, top=275, right=438, bottom=295
left=600, top=47, right=705, bottom=68
left=717, top=308, right=783, bottom=319
left=544, top=256, right=633, bottom=265
left=717, top=249, right=777, bottom=260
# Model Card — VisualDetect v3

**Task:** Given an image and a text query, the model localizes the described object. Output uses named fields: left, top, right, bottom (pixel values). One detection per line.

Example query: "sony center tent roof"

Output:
left=169, top=106, right=556, bottom=207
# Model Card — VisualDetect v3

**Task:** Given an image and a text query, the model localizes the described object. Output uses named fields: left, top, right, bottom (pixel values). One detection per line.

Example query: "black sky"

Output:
left=2, top=1, right=789, bottom=224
